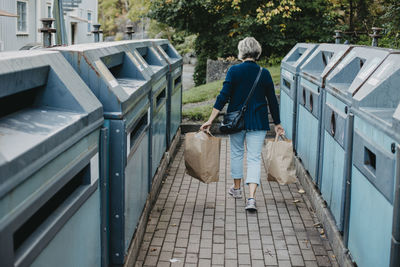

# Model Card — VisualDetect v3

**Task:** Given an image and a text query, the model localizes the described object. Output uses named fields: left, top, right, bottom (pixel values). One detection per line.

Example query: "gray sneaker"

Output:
left=228, top=186, right=242, bottom=199
left=245, top=198, right=257, bottom=211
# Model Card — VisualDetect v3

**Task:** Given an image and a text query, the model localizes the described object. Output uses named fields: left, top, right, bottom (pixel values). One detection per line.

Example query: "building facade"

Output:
left=0, top=0, right=98, bottom=51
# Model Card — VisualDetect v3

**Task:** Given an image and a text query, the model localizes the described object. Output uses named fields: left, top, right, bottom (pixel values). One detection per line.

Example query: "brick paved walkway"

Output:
left=135, top=137, right=338, bottom=267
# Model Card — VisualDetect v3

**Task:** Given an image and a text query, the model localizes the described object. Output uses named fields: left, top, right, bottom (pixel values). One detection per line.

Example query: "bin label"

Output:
left=134, top=50, right=149, bottom=69
left=127, top=52, right=144, bottom=71
left=90, top=153, right=99, bottom=185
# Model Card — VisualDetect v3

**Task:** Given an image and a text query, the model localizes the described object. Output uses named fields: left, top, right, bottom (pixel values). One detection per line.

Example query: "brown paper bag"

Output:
left=265, top=135, right=297, bottom=185
left=184, top=131, right=221, bottom=183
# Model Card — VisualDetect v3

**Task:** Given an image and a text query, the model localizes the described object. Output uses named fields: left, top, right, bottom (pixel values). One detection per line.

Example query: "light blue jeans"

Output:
left=230, top=130, right=267, bottom=185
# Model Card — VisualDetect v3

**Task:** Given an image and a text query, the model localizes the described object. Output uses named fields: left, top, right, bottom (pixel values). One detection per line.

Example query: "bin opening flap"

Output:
left=285, top=47, right=307, bottom=62
left=100, top=51, right=148, bottom=94
left=301, top=44, right=349, bottom=83
left=326, top=56, right=366, bottom=91
left=0, top=66, right=85, bottom=119
left=354, top=53, right=400, bottom=110
left=136, top=46, right=166, bottom=71
left=159, top=43, right=180, bottom=60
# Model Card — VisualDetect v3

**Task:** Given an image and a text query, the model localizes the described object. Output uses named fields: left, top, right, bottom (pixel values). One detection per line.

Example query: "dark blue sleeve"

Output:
left=264, top=69, right=281, bottom=125
left=213, top=67, right=234, bottom=111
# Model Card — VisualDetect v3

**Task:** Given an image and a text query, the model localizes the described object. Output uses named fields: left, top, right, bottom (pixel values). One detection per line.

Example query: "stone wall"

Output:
left=206, top=59, right=241, bottom=83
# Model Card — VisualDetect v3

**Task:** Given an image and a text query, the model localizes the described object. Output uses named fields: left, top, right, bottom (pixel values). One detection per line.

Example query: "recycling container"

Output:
left=128, top=42, right=169, bottom=179
left=0, top=51, right=104, bottom=267
left=55, top=42, right=153, bottom=265
left=346, top=53, right=400, bottom=267
left=297, top=44, right=351, bottom=183
left=152, top=39, right=183, bottom=147
left=280, top=43, right=318, bottom=146
left=320, top=46, right=390, bottom=231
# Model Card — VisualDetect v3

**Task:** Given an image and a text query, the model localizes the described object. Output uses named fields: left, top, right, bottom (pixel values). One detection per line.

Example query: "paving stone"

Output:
left=134, top=139, right=338, bottom=266
left=238, top=253, right=251, bottom=265
left=290, top=254, right=305, bottom=266
left=212, top=253, right=225, bottom=265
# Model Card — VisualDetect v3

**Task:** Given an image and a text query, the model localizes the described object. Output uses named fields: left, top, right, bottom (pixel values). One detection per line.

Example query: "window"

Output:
left=87, top=12, right=92, bottom=33
left=17, top=1, right=27, bottom=33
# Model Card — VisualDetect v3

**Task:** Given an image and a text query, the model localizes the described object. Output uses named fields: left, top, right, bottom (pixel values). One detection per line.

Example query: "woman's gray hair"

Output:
left=238, top=37, right=262, bottom=60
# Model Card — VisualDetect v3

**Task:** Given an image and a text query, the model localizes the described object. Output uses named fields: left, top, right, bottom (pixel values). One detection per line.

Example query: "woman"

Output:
left=200, top=37, right=284, bottom=211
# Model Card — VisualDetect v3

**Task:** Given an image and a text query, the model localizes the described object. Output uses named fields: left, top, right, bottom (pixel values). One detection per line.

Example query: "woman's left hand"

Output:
left=275, top=124, right=285, bottom=136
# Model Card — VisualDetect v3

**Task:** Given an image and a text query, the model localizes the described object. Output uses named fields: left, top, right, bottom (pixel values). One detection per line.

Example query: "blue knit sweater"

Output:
left=213, top=61, right=280, bottom=130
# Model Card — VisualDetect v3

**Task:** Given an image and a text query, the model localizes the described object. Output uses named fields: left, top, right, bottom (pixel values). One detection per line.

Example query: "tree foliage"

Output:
left=149, top=0, right=338, bottom=85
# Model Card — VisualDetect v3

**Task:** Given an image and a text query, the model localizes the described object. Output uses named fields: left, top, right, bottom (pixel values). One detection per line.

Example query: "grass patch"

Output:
left=267, top=64, right=281, bottom=85
left=182, top=80, right=223, bottom=104
left=182, top=103, right=214, bottom=121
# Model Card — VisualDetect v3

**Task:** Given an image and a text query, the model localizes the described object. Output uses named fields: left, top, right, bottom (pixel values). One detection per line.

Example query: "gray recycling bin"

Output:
left=152, top=39, right=183, bottom=147
left=297, top=44, right=351, bottom=183
left=0, top=51, right=104, bottom=267
left=55, top=42, right=152, bottom=265
left=346, top=53, right=400, bottom=267
left=280, top=43, right=318, bottom=146
left=129, top=42, right=169, bottom=179
left=320, top=46, right=390, bottom=231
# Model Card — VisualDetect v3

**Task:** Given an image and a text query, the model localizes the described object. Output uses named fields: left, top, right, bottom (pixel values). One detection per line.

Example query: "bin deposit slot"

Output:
left=283, top=79, right=291, bottom=90
left=137, top=47, right=163, bottom=67
left=359, top=59, right=365, bottom=69
left=129, top=112, right=148, bottom=149
left=302, top=88, right=306, bottom=105
left=322, top=52, right=333, bottom=67
left=0, top=85, right=44, bottom=118
left=160, top=44, right=179, bottom=59
left=309, top=94, right=314, bottom=112
left=174, top=76, right=182, bottom=87
left=103, top=52, right=146, bottom=83
left=156, top=89, right=166, bottom=107
left=330, top=112, right=336, bottom=136
left=364, top=147, right=376, bottom=173
left=13, top=164, right=91, bottom=255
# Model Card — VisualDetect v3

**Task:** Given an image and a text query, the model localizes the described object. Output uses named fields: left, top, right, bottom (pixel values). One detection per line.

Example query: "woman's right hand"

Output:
left=200, top=120, right=212, bottom=132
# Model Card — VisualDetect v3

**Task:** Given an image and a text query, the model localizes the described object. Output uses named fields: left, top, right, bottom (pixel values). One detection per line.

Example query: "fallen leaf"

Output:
left=320, top=229, right=325, bottom=235
left=313, top=222, right=321, bottom=227
left=298, top=189, right=305, bottom=194
left=170, top=258, right=180, bottom=263
left=151, top=248, right=157, bottom=252
left=292, top=199, right=300, bottom=203
left=171, top=224, right=177, bottom=227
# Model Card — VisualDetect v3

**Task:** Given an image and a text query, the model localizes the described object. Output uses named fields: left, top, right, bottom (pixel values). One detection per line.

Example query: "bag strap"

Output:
left=242, top=66, right=263, bottom=111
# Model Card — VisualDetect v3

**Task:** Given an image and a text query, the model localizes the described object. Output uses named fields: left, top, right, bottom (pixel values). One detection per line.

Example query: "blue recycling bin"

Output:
left=346, top=53, right=400, bottom=267
left=320, top=47, right=390, bottom=231
left=296, top=44, right=351, bottom=183
left=153, top=39, right=183, bottom=147
left=131, top=42, right=169, bottom=179
left=55, top=42, right=153, bottom=265
left=280, top=43, right=318, bottom=146
left=0, top=51, right=104, bottom=267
